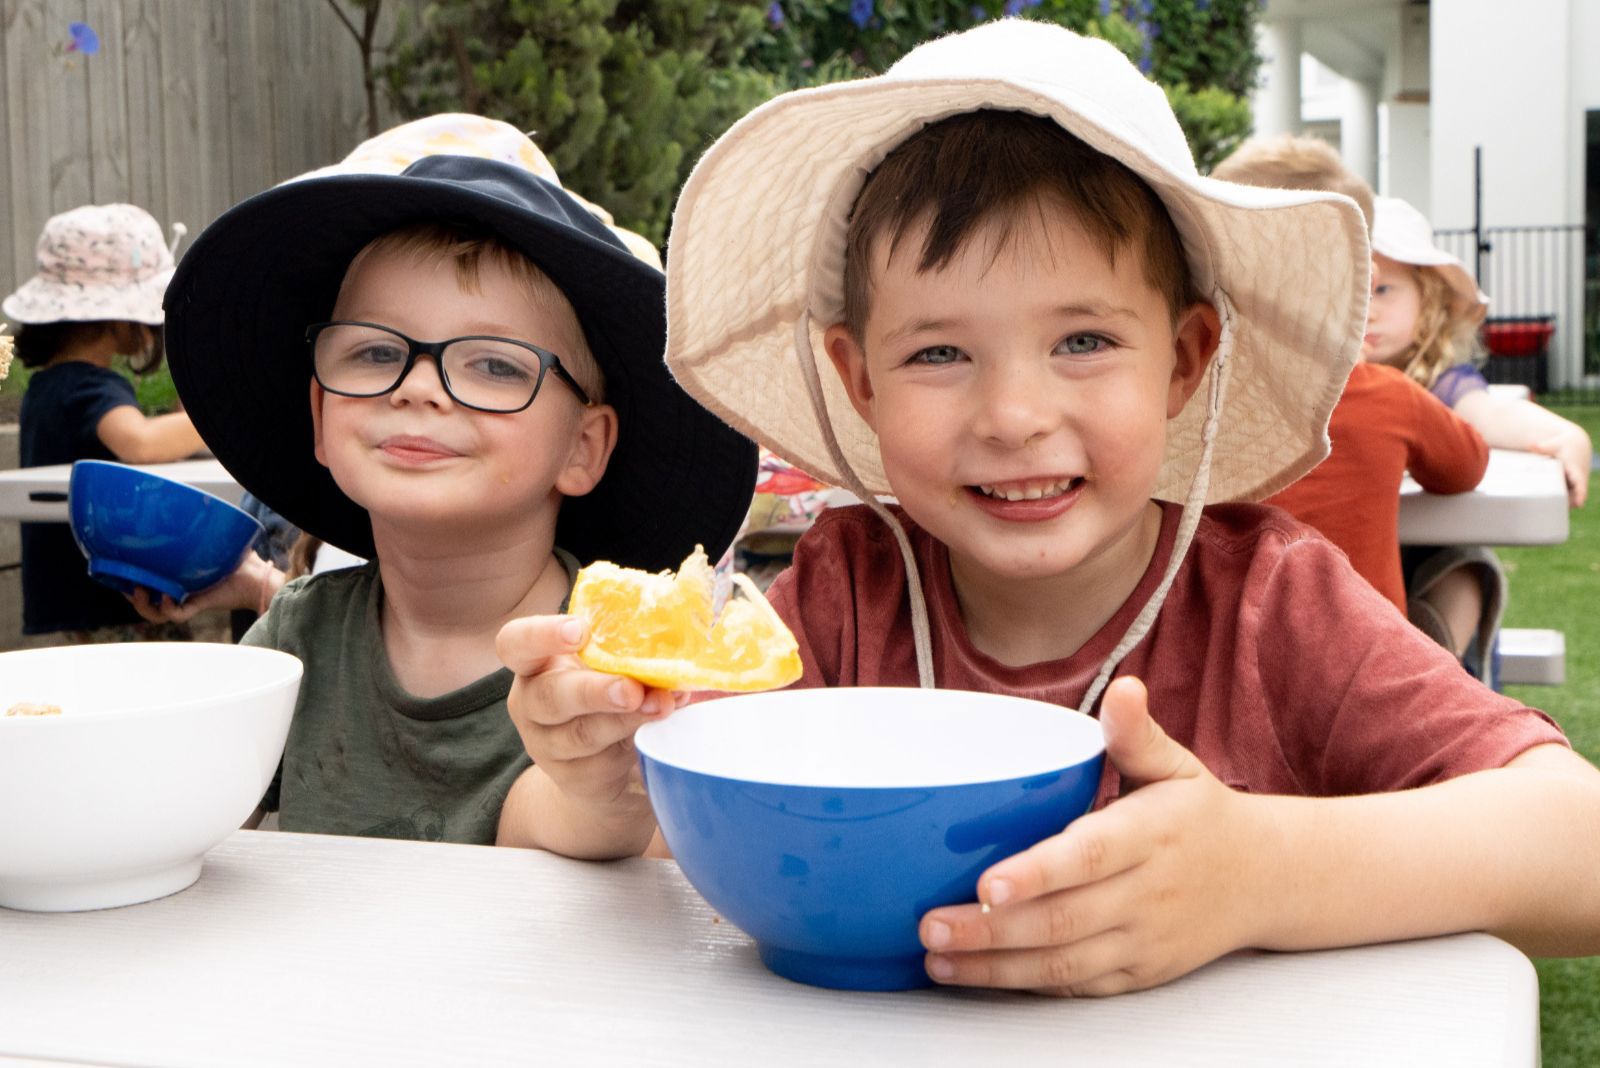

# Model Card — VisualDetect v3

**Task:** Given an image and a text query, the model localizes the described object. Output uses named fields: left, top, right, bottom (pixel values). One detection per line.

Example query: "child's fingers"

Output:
left=970, top=806, right=1146, bottom=907
left=1100, top=675, right=1207, bottom=788
left=496, top=614, right=588, bottom=677
left=922, top=877, right=1122, bottom=955
left=925, top=927, right=1135, bottom=994
left=541, top=709, right=658, bottom=762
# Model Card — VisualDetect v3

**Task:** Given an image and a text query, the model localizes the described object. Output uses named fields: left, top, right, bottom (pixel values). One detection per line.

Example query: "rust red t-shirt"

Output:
left=764, top=501, right=1565, bottom=809
left=1264, top=361, right=1488, bottom=612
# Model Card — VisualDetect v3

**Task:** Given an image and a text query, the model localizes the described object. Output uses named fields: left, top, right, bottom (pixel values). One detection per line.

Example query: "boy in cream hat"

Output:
left=499, top=20, right=1600, bottom=992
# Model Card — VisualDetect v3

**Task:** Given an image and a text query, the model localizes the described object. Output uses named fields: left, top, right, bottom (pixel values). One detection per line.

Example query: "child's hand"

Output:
left=126, top=553, right=279, bottom=623
left=497, top=614, right=682, bottom=818
left=1529, top=426, right=1592, bottom=508
left=918, top=676, right=1267, bottom=996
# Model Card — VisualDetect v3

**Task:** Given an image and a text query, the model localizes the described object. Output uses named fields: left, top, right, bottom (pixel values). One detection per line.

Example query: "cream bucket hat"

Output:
left=668, top=18, right=1368, bottom=506
left=292, top=113, right=662, bottom=269
left=1372, top=195, right=1489, bottom=324
left=665, top=19, right=1369, bottom=701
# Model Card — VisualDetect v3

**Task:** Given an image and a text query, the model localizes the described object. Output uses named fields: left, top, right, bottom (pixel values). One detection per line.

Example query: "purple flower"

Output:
left=971, top=4, right=987, bottom=21
left=1197, top=0, right=1210, bottom=8
left=66, top=21, right=99, bottom=55
left=1004, top=0, right=1023, bottom=13
left=849, top=0, right=874, bottom=29
left=1137, top=51, right=1152, bottom=74
left=767, top=0, right=784, bottom=26
left=1099, top=0, right=1112, bottom=15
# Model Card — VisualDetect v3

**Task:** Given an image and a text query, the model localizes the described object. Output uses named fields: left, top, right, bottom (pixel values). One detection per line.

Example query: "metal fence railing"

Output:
left=1435, top=225, right=1599, bottom=402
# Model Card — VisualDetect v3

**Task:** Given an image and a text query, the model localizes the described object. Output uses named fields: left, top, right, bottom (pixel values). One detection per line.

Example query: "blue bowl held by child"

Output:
left=68, top=460, right=263, bottom=603
left=635, top=687, right=1105, bottom=991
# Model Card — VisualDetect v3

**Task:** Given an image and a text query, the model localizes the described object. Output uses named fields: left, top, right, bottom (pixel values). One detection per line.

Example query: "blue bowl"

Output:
left=68, top=460, right=262, bottom=603
left=636, top=687, right=1105, bottom=991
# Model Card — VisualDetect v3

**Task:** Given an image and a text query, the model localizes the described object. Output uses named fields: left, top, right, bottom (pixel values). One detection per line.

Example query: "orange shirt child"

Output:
left=1265, top=360, right=1487, bottom=612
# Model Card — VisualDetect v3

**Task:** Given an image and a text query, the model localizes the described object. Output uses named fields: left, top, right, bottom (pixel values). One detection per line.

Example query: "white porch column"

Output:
left=1253, top=18, right=1303, bottom=137
left=1341, top=77, right=1379, bottom=188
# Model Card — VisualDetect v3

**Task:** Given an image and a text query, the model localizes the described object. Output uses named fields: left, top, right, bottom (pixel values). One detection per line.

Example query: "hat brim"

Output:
left=3, top=270, right=171, bottom=326
left=666, top=75, right=1369, bottom=505
left=165, top=164, right=755, bottom=570
left=1371, top=240, right=1490, bottom=324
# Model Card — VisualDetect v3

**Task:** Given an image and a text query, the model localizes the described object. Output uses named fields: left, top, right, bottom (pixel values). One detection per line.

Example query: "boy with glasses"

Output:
left=154, top=118, right=754, bottom=844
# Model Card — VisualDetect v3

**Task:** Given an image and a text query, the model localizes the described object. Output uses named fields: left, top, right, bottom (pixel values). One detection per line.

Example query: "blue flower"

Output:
left=767, top=0, right=784, bottom=26
left=1137, top=51, right=1152, bottom=74
left=850, top=0, right=874, bottom=29
left=67, top=21, right=99, bottom=55
left=1099, top=0, right=1112, bottom=15
left=1197, top=0, right=1210, bottom=8
left=971, top=4, right=987, bottom=21
left=1004, top=0, right=1023, bottom=13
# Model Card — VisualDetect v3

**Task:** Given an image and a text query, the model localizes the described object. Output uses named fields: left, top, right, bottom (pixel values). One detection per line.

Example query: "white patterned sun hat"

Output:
left=1372, top=195, right=1489, bottom=325
left=666, top=18, right=1369, bottom=509
left=3, top=204, right=176, bottom=325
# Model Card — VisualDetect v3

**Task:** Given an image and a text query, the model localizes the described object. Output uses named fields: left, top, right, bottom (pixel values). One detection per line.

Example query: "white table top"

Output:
left=1399, top=448, right=1568, bottom=546
left=0, top=830, right=1537, bottom=1068
left=0, top=459, right=243, bottom=522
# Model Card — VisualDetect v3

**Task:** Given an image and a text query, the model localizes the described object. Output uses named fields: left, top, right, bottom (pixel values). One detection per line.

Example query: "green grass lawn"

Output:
left=1498, top=404, right=1600, bottom=1067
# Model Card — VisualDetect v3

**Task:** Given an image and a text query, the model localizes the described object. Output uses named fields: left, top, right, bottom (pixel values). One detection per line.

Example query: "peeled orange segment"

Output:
left=569, top=546, right=803, bottom=693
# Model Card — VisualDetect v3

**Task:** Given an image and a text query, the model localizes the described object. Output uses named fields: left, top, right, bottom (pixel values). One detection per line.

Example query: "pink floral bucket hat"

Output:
left=3, top=204, right=177, bottom=326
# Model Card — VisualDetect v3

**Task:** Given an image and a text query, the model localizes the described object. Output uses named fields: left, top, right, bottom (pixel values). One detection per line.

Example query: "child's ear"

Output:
left=1168, top=301, right=1222, bottom=419
left=554, top=402, right=619, bottom=497
left=822, top=322, right=876, bottom=428
left=309, top=379, right=330, bottom=468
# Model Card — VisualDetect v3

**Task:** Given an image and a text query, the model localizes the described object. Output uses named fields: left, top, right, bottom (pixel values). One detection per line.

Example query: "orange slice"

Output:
left=569, top=546, right=802, bottom=693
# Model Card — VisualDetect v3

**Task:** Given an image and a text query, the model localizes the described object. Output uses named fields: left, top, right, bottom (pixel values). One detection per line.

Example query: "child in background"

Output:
left=1367, top=195, right=1591, bottom=670
left=4, top=204, right=204, bottom=639
left=1212, top=138, right=1491, bottom=630
left=156, top=117, right=754, bottom=844
left=499, top=20, right=1600, bottom=993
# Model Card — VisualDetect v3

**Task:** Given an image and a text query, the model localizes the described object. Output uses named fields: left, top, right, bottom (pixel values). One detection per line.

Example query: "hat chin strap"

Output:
left=793, top=289, right=1235, bottom=714
left=793, top=312, right=937, bottom=686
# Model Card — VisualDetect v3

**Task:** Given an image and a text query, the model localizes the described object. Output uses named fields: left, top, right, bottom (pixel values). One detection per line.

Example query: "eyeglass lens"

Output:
left=312, top=323, right=550, bottom=412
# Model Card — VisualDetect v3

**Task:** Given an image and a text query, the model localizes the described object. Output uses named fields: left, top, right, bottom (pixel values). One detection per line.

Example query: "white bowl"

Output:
left=0, top=643, right=302, bottom=911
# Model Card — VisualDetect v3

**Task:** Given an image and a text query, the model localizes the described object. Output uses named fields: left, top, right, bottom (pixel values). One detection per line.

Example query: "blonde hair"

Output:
left=1211, top=134, right=1374, bottom=234
left=341, top=223, right=605, bottom=400
left=1394, top=264, right=1480, bottom=390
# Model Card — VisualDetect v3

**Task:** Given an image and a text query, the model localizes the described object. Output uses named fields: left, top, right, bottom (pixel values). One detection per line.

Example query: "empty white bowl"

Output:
left=0, top=643, right=302, bottom=911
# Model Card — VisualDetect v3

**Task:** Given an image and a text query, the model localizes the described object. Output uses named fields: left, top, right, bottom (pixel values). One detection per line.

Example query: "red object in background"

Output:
left=1482, top=319, right=1554, bottom=357
left=756, top=467, right=826, bottom=495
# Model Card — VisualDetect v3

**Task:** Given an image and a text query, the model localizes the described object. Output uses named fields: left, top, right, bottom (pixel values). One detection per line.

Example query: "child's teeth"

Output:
left=980, top=479, right=1074, bottom=501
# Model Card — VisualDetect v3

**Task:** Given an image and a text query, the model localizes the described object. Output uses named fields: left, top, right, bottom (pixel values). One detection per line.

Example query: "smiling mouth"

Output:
left=972, top=477, right=1083, bottom=502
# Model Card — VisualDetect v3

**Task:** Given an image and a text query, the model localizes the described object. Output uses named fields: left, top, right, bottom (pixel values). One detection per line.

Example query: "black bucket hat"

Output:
left=164, top=155, right=756, bottom=572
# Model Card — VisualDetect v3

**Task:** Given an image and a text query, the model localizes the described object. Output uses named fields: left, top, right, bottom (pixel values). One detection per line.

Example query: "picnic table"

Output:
left=0, top=458, right=243, bottom=522
left=0, top=830, right=1538, bottom=1067
left=1398, top=448, right=1568, bottom=547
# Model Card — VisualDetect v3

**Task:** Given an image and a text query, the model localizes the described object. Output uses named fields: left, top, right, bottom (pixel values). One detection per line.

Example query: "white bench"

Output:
left=1498, top=628, right=1565, bottom=686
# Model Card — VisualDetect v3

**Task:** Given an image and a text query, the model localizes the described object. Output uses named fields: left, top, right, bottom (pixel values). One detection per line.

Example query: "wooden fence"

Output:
left=1, top=0, right=414, bottom=291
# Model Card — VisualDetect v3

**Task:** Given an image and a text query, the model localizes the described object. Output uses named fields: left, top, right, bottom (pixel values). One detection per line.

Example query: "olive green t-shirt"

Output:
left=242, top=553, right=575, bottom=844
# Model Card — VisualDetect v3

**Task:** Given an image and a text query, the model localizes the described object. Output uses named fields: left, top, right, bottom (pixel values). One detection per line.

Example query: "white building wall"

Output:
left=1429, top=0, right=1571, bottom=230
left=1380, top=103, right=1431, bottom=213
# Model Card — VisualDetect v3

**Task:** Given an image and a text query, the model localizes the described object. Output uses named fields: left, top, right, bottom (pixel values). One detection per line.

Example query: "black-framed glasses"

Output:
left=306, top=321, right=593, bottom=413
